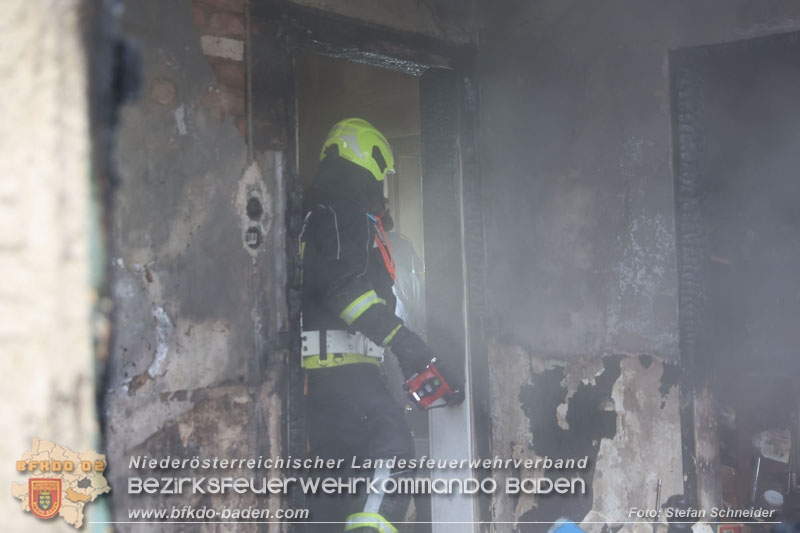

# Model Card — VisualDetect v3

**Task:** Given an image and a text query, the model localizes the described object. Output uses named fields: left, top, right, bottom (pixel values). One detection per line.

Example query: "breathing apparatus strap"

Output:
left=369, top=214, right=395, bottom=281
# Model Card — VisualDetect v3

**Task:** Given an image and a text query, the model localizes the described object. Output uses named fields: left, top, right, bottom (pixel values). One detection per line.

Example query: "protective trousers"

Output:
left=304, top=364, right=415, bottom=532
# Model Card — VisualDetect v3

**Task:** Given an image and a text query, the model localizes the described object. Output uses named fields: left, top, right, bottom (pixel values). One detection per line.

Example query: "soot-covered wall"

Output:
left=478, top=1, right=800, bottom=530
left=104, top=1, right=290, bottom=530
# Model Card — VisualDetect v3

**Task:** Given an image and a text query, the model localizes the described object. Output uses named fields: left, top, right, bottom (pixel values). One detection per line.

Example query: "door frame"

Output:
left=249, top=3, right=489, bottom=531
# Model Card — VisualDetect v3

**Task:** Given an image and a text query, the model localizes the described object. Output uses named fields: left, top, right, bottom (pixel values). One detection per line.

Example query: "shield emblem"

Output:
left=39, top=491, right=51, bottom=510
left=29, top=478, right=61, bottom=519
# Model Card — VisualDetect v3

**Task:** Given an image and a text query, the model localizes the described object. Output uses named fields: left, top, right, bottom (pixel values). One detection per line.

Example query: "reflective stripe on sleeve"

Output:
left=339, top=290, right=385, bottom=326
left=344, top=512, right=398, bottom=533
left=381, top=324, right=402, bottom=346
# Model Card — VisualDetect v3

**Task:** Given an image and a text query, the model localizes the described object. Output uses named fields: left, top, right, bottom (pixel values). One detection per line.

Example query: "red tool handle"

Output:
left=402, top=358, right=453, bottom=410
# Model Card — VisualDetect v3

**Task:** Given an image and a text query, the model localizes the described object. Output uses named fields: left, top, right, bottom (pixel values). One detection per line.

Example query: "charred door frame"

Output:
left=670, top=46, right=705, bottom=508
left=249, top=3, right=490, bottom=530
left=670, top=29, right=800, bottom=510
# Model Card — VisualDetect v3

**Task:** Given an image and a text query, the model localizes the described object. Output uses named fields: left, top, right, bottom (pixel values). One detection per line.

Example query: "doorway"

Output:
left=248, top=5, right=484, bottom=530
left=672, top=31, right=800, bottom=514
left=294, top=50, right=432, bottom=531
left=295, top=51, right=425, bottom=261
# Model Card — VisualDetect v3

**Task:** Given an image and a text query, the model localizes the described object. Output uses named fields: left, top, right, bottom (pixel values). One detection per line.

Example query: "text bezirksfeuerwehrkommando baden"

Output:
left=128, top=475, right=585, bottom=496
left=127, top=455, right=589, bottom=496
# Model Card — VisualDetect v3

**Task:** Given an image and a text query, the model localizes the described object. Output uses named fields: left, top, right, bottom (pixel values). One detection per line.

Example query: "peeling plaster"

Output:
left=518, top=356, right=621, bottom=528
left=488, top=340, right=537, bottom=525
left=693, top=386, right=721, bottom=514
left=148, top=306, right=173, bottom=378
left=556, top=402, right=570, bottom=430
left=586, top=357, right=682, bottom=533
left=560, top=357, right=608, bottom=405
left=173, top=104, right=187, bottom=135
left=489, top=342, right=683, bottom=531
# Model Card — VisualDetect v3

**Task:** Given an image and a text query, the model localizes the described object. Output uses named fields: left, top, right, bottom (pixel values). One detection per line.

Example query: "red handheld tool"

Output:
left=403, top=358, right=454, bottom=410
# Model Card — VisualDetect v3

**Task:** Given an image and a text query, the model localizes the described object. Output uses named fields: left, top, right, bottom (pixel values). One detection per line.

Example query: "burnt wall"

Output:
left=478, top=1, right=800, bottom=530
left=479, top=0, right=800, bottom=358
left=104, top=1, right=289, bottom=530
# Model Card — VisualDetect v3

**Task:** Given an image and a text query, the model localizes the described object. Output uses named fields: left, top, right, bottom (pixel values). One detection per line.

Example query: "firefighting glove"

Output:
left=388, top=327, right=434, bottom=379
left=389, top=327, right=465, bottom=407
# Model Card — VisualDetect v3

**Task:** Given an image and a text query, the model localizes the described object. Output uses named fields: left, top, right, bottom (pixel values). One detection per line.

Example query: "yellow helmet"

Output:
left=320, top=118, right=395, bottom=181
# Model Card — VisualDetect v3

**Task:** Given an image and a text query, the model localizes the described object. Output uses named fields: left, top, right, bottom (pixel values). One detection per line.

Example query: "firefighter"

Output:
left=300, top=117, right=464, bottom=532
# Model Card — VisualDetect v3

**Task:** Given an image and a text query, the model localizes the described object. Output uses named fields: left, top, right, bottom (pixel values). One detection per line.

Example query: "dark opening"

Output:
left=672, top=31, right=800, bottom=512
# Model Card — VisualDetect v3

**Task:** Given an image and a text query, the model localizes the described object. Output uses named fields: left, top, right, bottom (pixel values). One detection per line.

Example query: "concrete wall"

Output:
left=478, top=1, right=800, bottom=530
left=104, top=1, right=288, bottom=530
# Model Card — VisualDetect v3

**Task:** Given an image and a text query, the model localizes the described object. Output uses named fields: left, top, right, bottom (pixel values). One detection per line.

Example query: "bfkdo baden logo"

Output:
left=11, top=438, right=111, bottom=528
left=29, top=478, right=62, bottom=519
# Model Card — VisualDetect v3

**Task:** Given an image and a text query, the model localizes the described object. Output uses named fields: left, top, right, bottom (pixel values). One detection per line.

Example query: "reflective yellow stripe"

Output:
left=302, top=353, right=381, bottom=370
left=381, top=324, right=402, bottom=346
left=339, top=290, right=385, bottom=325
left=344, top=512, right=398, bottom=533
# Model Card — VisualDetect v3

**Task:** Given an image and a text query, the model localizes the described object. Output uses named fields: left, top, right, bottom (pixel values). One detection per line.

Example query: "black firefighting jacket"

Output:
left=301, top=155, right=464, bottom=409
left=301, top=202, right=403, bottom=347
left=301, top=156, right=419, bottom=366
